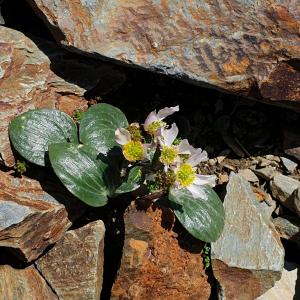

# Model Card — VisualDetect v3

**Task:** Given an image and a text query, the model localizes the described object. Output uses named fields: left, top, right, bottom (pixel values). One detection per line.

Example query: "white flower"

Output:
left=158, top=124, right=208, bottom=169
left=115, top=128, right=149, bottom=162
left=115, top=128, right=131, bottom=145
left=172, top=149, right=216, bottom=198
left=144, top=105, right=179, bottom=134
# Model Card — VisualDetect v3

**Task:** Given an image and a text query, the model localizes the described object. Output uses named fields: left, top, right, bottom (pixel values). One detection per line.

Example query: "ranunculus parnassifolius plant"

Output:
left=9, top=103, right=224, bottom=242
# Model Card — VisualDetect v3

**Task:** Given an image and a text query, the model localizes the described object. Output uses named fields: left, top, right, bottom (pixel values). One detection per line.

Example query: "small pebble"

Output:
left=265, top=155, right=281, bottom=163
left=281, top=157, right=298, bottom=173
left=238, top=169, right=259, bottom=183
left=218, top=173, right=229, bottom=184
left=254, top=166, right=278, bottom=180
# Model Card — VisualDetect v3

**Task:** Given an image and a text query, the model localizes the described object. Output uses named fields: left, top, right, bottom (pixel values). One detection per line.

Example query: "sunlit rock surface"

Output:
left=27, top=0, right=300, bottom=108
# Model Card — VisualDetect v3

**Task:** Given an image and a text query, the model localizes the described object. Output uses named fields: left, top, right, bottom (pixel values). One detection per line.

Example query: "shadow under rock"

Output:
left=24, top=164, right=88, bottom=223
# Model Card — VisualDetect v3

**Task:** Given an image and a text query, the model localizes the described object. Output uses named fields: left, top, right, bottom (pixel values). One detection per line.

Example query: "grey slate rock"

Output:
left=270, top=174, right=300, bottom=215
left=281, top=157, right=298, bottom=173
left=211, top=174, right=284, bottom=300
left=273, top=216, right=300, bottom=243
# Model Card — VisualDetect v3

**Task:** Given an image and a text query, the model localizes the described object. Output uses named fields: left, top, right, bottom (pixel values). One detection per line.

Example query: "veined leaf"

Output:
left=49, top=142, right=108, bottom=207
left=115, top=166, right=142, bottom=194
left=80, top=103, right=128, bottom=154
left=9, top=109, right=78, bottom=166
left=169, top=186, right=225, bottom=242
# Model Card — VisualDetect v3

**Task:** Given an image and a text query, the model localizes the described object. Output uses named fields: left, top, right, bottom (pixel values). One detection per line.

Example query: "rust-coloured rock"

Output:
left=27, top=0, right=300, bottom=108
left=36, top=221, right=105, bottom=300
left=0, top=170, right=74, bottom=262
left=111, top=201, right=211, bottom=300
left=0, top=26, right=124, bottom=166
left=0, top=265, right=58, bottom=300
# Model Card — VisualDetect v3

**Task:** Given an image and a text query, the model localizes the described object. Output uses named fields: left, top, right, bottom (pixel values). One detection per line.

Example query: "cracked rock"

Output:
left=26, top=0, right=300, bottom=109
left=0, top=265, right=58, bottom=300
left=270, top=174, right=300, bottom=215
left=0, top=26, right=124, bottom=166
left=36, top=220, right=105, bottom=300
left=111, top=201, right=211, bottom=299
left=0, top=170, right=83, bottom=262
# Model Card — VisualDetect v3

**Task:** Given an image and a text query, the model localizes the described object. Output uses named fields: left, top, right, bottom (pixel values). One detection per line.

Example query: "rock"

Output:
left=0, top=26, right=124, bottom=166
left=273, top=216, right=300, bottom=243
left=27, top=0, right=300, bottom=108
left=256, top=262, right=299, bottom=300
left=281, top=157, right=298, bottom=173
left=0, top=170, right=78, bottom=262
left=238, top=169, right=259, bottom=183
left=265, top=155, right=281, bottom=163
left=218, top=173, right=229, bottom=184
left=270, top=174, right=300, bottom=214
left=257, top=157, right=276, bottom=167
left=258, top=195, right=277, bottom=220
left=283, top=130, right=300, bottom=161
left=211, top=174, right=284, bottom=300
left=0, top=265, right=58, bottom=300
left=111, top=201, right=211, bottom=300
left=253, top=166, right=278, bottom=180
left=36, top=220, right=105, bottom=300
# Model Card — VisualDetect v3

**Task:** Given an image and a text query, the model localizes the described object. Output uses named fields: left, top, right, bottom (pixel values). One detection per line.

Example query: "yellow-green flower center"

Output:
left=123, top=141, right=144, bottom=162
left=147, top=121, right=165, bottom=135
left=176, top=163, right=196, bottom=187
left=127, top=124, right=142, bottom=141
left=159, top=146, right=178, bottom=165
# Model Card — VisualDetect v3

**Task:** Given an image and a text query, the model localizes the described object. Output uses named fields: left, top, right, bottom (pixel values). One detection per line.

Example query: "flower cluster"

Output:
left=115, top=106, right=216, bottom=198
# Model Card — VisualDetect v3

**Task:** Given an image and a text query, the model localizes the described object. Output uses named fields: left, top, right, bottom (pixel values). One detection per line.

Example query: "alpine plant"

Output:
left=9, top=103, right=224, bottom=242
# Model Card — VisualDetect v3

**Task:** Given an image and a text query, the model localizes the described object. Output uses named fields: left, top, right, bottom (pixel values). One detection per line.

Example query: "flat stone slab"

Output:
left=36, top=220, right=105, bottom=300
left=27, top=0, right=300, bottom=109
left=211, top=174, right=284, bottom=300
left=0, top=170, right=76, bottom=262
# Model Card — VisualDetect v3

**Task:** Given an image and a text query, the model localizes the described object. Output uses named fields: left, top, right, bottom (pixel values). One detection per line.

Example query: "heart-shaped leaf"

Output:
left=9, top=109, right=78, bottom=166
left=169, top=186, right=225, bottom=242
left=115, top=166, right=142, bottom=194
left=49, top=142, right=109, bottom=207
left=80, top=103, right=128, bottom=154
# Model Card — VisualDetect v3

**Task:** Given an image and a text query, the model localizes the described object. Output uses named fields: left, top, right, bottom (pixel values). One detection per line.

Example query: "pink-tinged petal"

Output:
left=186, top=184, right=207, bottom=199
left=194, top=174, right=216, bottom=187
left=187, top=149, right=208, bottom=166
left=115, top=128, right=131, bottom=145
left=144, top=111, right=158, bottom=130
left=178, top=139, right=193, bottom=154
left=157, top=105, right=179, bottom=120
left=162, top=123, right=178, bottom=146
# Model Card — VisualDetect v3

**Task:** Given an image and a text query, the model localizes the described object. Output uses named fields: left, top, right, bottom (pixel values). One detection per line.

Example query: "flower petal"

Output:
left=186, top=184, right=207, bottom=199
left=115, top=128, right=131, bottom=145
left=161, top=123, right=178, bottom=146
left=194, top=174, right=216, bottom=187
left=178, top=139, right=193, bottom=154
left=157, top=105, right=179, bottom=120
left=144, top=111, right=158, bottom=130
left=187, top=149, right=208, bottom=166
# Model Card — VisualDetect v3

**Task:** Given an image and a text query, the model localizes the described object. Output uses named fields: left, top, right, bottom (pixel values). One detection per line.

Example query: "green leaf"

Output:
left=115, top=166, right=142, bottom=194
left=80, top=103, right=128, bottom=154
left=49, top=142, right=109, bottom=207
left=169, top=186, right=225, bottom=242
left=9, top=109, right=78, bottom=166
